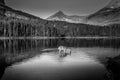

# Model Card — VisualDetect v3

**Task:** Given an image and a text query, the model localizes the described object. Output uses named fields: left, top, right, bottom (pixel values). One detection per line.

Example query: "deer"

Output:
left=58, top=46, right=71, bottom=56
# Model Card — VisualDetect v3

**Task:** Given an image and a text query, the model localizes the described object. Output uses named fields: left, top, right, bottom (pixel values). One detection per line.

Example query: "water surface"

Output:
left=0, top=38, right=120, bottom=80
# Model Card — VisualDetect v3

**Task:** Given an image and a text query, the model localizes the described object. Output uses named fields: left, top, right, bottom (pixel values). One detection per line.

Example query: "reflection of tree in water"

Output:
left=0, top=39, right=45, bottom=79
left=0, top=39, right=64, bottom=79
left=0, top=58, right=10, bottom=79
left=57, top=38, right=66, bottom=46
left=0, top=39, right=119, bottom=53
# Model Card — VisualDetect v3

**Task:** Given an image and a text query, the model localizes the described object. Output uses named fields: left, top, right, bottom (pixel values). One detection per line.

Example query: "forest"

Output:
left=0, top=18, right=120, bottom=37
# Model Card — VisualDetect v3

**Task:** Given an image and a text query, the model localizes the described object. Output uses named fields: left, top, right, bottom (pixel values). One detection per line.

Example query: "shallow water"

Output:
left=0, top=38, right=120, bottom=80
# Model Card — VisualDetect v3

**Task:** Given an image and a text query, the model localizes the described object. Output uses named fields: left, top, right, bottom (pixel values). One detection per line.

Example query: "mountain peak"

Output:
left=57, top=10, right=64, bottom=14
left=47, top=10, right=66, bottom=20
left=47, top=10, right=86, bottom=23
left=53, top=10, right=66, bottom=17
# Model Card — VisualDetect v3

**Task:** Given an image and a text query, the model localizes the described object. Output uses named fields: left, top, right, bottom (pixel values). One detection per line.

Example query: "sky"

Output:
left=6, top=0, right=110, bottom=19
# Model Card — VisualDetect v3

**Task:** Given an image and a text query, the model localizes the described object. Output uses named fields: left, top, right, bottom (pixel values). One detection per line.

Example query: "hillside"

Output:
left=86, top=0, right=120, bottom=25
left=0, top=0, right=42, bottom=20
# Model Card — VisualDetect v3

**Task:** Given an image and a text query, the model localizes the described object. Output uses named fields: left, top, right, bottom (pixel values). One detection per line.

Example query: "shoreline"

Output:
left=0, top=37, right=120, bottom=40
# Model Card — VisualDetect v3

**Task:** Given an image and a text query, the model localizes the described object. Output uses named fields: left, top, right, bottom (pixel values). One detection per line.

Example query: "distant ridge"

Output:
left=86, top=0, right=120, bottom=25
left=0, top=0, right=42, bottom=20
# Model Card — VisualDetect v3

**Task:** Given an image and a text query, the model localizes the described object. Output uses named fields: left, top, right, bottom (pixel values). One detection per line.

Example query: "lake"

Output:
left=0, top=38, right=120, bottom=80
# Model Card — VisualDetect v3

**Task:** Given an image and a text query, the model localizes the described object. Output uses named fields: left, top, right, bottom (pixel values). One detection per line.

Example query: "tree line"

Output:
left=0, top=18, right=120, bottom=37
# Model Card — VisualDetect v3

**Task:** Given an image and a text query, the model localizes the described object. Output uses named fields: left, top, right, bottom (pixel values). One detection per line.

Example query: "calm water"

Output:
left=0, top=38, right=120, bottom=80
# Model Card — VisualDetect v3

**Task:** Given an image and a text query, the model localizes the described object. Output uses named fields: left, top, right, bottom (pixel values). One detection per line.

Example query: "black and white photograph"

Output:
left=0, top=0, right=120, bottom=80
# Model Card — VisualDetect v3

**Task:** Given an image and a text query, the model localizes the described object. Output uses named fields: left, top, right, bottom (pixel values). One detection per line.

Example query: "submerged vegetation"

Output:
left=0, top=18, right=120, bottom=37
